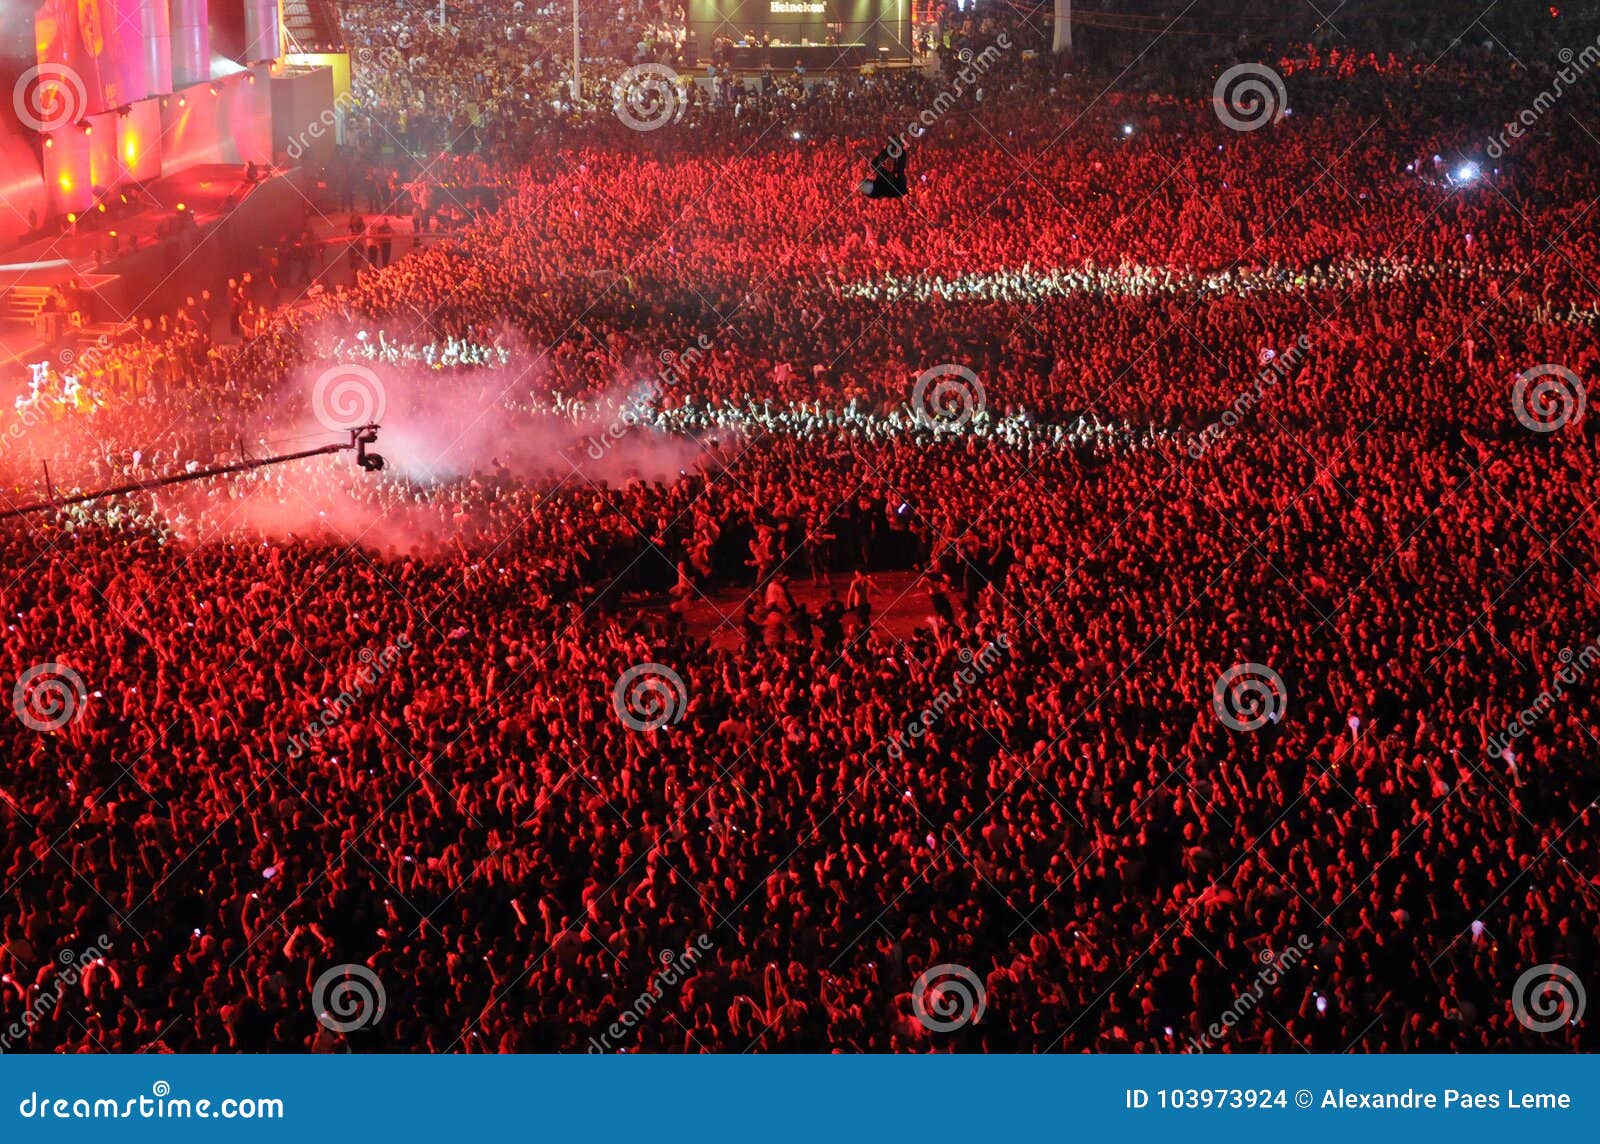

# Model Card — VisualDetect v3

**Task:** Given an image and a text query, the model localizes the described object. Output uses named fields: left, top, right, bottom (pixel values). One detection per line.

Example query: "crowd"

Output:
left=2, top=1, right=1599, bottom=1054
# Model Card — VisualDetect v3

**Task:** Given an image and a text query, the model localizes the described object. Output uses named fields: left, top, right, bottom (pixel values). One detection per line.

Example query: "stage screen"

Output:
left=32, top=0, right=152, bottom=117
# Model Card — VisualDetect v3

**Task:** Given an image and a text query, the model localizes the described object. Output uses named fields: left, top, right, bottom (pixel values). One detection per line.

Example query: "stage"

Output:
left=0, top=162, right=441, bottom=386
left=710, top=43, right=882, bottom=69
left=1, top=162, right=314, bottom=325
left=688, top=0, right=912, bottom=64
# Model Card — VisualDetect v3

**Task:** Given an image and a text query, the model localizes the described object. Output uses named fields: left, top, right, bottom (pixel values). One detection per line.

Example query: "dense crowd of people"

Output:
left=2, top=1, right=1599, bottom=1054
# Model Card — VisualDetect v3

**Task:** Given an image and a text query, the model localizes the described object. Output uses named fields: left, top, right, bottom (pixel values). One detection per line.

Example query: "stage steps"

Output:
left=282, top=0, right=346, bottom=52
left=1, top=287, right=54, bottom=325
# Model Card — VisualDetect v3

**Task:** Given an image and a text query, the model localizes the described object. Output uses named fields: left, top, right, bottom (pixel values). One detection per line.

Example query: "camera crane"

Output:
left=0, top=425, right=384, bottom=523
